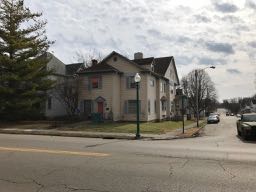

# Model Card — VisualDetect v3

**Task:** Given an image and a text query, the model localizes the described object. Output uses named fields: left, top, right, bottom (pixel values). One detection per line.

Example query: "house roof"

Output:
left=78, top=51, right=179, bottom=84
left=154, top=57, right=173, bottom=76
left=66, top=63, right=84, bottom=75
left=101, top=51, right=149, bottom=71
left=133, top=56, right=180, bottom=85
left=78, top=61, right=121, bottom=74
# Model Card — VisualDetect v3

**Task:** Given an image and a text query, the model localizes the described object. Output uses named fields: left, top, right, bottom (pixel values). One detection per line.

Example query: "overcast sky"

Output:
left=25, top=0, right=256, bottom=101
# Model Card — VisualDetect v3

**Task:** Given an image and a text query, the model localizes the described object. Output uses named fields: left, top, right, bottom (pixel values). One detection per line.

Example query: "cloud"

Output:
left=24, top=0, right=256, bottom=101
left=199, top=57, right=227, bottom=65
left=194, top=15, right=211, bottom=23
left=176, top=56, right=194, bottom=65
left=205, top=42, right=235, bottom=54
left=227, top=69, right=241, bottom=74
left=245, top=0, right=256, bottom=9
left=221, top=15, right=241, bottom=23
left=248, top=41, right=256, bottom=48
left=147, top=29, right=162, bottom=37
left=213, top=2, right=239, bottom=13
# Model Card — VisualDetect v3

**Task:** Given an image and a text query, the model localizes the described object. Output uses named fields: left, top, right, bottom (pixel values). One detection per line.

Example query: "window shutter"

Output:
left=124, top=101, right=128, bottom=114
left=91, top=101, right=94, bottom=113
left=99, top=75, right=102, bottom=89
left=88, top=77, right=91, bottom=91
left=80, top=100, right=84, bottom=113
left=126, top=77, right=129, bottom=89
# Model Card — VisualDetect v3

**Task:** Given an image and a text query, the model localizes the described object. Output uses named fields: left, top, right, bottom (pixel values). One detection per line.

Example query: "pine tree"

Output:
left=0, top=0, right=54, bottom=120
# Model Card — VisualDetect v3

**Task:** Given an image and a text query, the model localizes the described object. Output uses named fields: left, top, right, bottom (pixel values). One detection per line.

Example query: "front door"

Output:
left=97, top=102, right=104, bottom=114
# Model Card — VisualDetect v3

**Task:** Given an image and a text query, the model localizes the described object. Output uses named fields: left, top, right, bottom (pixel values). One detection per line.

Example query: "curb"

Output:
left=0, top=129, right=152, bottom=140
left=0, top=122, right=206, bottom=141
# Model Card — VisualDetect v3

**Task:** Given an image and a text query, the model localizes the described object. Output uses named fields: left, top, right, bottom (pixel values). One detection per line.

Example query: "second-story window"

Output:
left=127, top=76, right=136, bottom=88
left=161, top=82, right=166, bottom=92
left=90, top=76, right=102, bottom=89
left=150, top=79, right=154, bottom=87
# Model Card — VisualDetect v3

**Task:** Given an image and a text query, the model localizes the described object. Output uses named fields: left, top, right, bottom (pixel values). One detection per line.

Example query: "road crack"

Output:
left=42, top=168, right=62, bottom=177
left=62, top=184, right=111, bottom=192
left=181, top=159, right=189, bottom=169
left=84, top=141, right=122, bottom=148
left=169, top=162, right=173, bottom=177
left=218, top=161, right=236, bottom=180
left=32, top=179, right=45, bottom=192
left=0, top=178, right=30, bottom=185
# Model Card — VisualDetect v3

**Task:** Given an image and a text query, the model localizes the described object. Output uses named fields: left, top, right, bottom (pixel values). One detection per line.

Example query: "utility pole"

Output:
left=195, top=70, right=199, bottom=128
left=182, top=95, right=185, bottom=134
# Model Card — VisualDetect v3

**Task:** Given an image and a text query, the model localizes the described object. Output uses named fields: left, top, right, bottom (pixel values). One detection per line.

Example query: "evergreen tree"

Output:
left=0, top=0, right=54, bottom=120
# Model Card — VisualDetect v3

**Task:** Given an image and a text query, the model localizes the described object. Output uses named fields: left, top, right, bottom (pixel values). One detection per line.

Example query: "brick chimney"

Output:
left=134, top=52, right=143, bottom=60
left=91, top=59, right=98, bottom=65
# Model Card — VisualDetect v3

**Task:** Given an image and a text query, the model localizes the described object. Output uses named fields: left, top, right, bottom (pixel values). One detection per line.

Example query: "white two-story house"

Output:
left=77, top=51, right=179, bottom=121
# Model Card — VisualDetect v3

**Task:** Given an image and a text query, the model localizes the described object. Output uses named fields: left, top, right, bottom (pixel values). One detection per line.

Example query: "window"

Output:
left=90, top=76, right=102, bottom=89
left=161, top=100, right=167, bottom=111
left=125, top=100, right=141, bottom=114
left=127, top=76, right=136, bottom=88
left=148, top=100, right=151, bottom=114
left=151, top=64, right=154, bottom=71
left=160, top=82, right=166, bottom=92
left=47, top=97, right=52, bottom=110
left=91, top=77, right=99, bottom=88
left=150, top=79, right=154, bottom=87
left=84, top=100, right=92, bottom=114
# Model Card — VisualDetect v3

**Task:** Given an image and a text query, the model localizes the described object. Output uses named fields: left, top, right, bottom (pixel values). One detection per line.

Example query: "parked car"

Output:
left=236, top=114, right=241, bottom=118
left=226, top=112, right=230, bottom=116
left=209, top=113, right=220, bottom=122
left=207, top=115, right=219, bottom=124
left=230, top=113, right=234, bottom=116
left=237, top=113, right=256, bottom=140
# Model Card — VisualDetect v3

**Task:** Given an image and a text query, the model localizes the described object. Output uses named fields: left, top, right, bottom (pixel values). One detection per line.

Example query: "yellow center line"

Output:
left=0, top=147, right=110, bottom=157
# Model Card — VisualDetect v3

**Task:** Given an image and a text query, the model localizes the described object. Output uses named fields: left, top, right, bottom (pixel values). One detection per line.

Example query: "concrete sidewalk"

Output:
left=0, top=121, right=205, bottom=140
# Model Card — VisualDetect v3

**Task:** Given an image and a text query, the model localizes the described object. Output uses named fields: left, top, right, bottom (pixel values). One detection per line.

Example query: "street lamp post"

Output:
left=195, top=66, right=215, bottom=127
left=134, top=73, right=141, bottom=139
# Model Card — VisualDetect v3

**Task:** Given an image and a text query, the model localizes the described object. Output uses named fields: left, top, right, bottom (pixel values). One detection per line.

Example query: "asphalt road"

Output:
left=1, top=110, right=256, bottom=192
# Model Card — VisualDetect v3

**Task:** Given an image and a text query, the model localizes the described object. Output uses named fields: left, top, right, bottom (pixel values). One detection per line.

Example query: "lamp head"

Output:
left=134, top=73, right=141, bottom=83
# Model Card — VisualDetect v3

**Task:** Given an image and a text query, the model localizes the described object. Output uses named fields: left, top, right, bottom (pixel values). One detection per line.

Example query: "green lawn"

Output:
left=61, top=120, right=196, bottom=134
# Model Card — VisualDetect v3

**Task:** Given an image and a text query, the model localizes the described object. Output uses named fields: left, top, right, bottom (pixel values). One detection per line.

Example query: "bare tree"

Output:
left=181, top=69, right=217, bottom=115
left=75, top=49, right=102, bottom=68
left=50, top=76, right=79, bottom=117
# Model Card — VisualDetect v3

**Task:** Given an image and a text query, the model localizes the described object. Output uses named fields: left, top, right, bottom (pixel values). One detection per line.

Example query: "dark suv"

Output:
left=237, top=113, right=256, bottom=140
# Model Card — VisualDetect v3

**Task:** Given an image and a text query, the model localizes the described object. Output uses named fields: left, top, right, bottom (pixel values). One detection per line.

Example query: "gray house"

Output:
left=45, top=53, right=83, bottom=118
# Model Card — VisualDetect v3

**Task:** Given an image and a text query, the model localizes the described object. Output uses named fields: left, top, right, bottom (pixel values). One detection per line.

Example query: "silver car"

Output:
left=207, top=115, right=219, bottom=124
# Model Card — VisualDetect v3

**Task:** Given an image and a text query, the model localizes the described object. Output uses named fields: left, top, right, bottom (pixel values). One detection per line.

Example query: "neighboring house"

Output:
left=44, top=53, right=67, bottom=118
left=45, top=53, right=83, bottom=118
left=77, top=51, right=179, bottom=121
